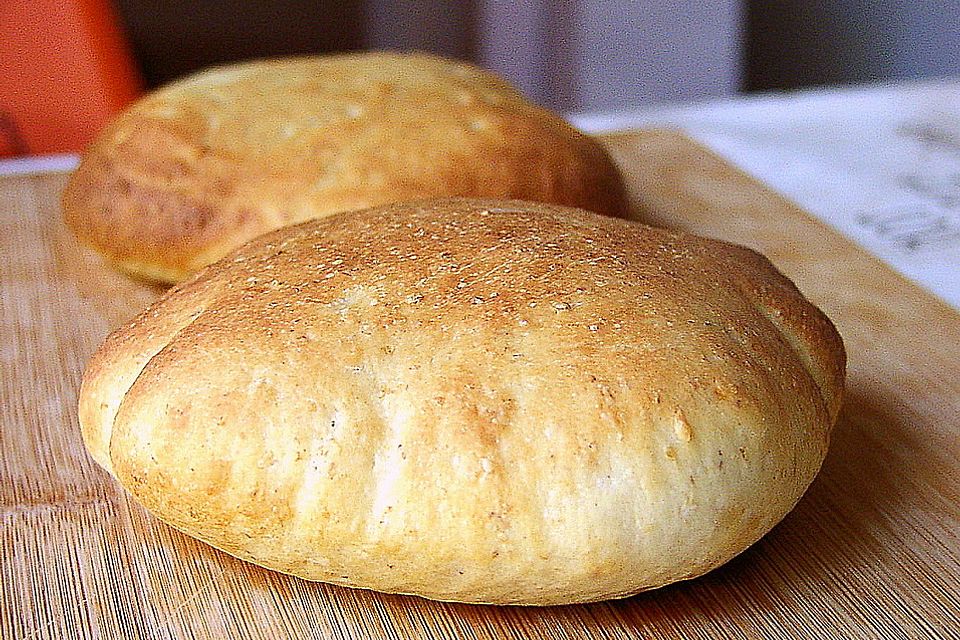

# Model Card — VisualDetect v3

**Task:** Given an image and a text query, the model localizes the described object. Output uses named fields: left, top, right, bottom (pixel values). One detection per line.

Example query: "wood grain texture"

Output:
left=2, top=130, right=958, bottom=638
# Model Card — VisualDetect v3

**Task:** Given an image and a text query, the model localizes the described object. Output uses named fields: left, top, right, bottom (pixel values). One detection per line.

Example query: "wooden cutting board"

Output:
left=2, top=130, right=958, bottom=639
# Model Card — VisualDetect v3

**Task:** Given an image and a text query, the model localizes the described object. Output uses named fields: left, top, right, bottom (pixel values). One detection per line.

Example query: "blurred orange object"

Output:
left=0, top=0, right=143, bottom=157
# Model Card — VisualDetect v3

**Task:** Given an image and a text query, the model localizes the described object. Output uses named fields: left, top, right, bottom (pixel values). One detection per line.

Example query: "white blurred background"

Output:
left=114, top=0, right=960, bottom=111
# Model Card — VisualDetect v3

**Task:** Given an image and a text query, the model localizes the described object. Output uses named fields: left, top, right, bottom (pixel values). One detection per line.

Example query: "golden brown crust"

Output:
left=78, top=199, right=845, bottom=605
left=62, top=53, right=629, bottom=283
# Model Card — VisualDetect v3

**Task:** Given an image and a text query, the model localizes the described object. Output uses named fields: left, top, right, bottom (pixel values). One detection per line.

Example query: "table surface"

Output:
left=2, top=130, right=959, bottom=639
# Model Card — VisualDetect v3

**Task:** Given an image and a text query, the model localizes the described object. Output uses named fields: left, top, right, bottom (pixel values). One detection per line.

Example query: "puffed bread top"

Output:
left=62, top=52, right=628, bottom=283
left=78, top=199, right=845, bottom=605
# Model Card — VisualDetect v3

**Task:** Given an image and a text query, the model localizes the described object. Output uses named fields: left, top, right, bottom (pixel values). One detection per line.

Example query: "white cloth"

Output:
left=572, top=78, right=960, bottom=310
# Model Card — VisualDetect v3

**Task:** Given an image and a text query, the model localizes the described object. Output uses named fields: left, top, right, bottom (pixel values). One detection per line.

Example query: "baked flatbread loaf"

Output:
left=62, top=52, right=628, bottom=283
left=79, top=199, right=845, bottom=605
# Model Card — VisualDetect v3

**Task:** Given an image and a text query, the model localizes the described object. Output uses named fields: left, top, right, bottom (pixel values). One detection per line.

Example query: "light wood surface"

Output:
left=2, top=130, right=957, bottom=639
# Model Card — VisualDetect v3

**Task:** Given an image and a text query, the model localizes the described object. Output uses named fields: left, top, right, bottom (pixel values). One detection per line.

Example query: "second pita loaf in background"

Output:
left=62, top=52, right=628, bottom=283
